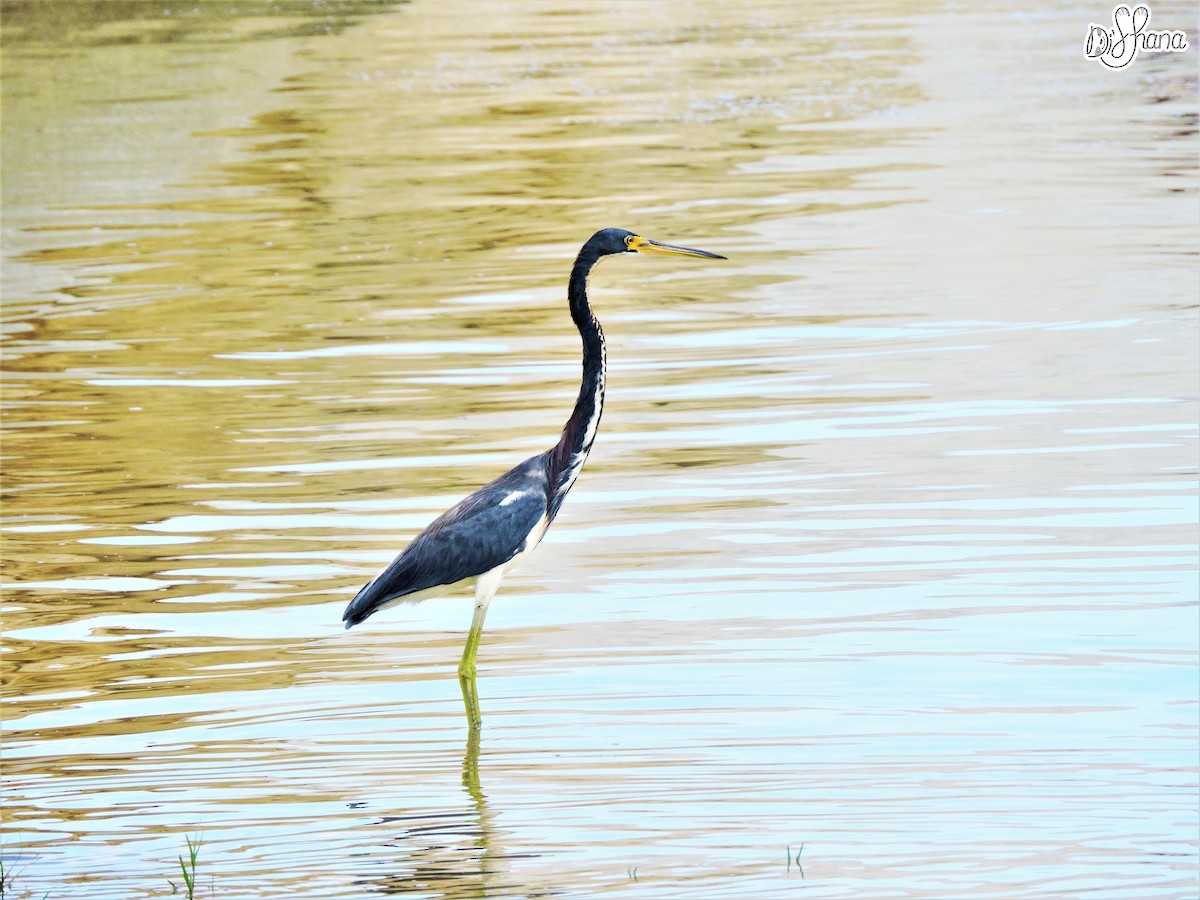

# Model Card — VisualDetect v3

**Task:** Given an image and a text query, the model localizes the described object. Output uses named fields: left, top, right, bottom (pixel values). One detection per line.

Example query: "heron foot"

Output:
left=459, top=669, right=482, bottom=731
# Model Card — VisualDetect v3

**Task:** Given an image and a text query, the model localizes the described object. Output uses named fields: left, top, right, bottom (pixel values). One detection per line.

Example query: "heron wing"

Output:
left=342, top=455, right=550, bottom=628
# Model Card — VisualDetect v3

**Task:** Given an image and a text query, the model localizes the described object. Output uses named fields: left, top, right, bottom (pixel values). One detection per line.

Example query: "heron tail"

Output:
left=342, top=578, right=380, bottom=629
left=341, top=555, right=453, bottom=629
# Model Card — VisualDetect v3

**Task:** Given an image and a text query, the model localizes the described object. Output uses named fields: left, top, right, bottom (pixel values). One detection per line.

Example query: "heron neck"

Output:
left=548, top=251, right=607, bottom=515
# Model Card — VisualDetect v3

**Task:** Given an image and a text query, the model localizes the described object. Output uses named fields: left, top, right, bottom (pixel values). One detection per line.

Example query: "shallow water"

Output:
left=2, top=1, right=1198, bottom=898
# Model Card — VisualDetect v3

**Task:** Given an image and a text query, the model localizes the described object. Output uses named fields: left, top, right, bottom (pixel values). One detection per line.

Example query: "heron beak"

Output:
left=630, top=235, right=726, bottom=260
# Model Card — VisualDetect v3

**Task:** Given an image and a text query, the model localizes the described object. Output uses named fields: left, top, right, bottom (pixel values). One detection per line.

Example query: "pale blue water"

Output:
left=3, top=2, right=1197, bottom=898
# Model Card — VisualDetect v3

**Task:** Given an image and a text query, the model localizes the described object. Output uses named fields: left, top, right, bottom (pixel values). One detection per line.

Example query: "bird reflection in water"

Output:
left=353, top=726, right=524, bottom=896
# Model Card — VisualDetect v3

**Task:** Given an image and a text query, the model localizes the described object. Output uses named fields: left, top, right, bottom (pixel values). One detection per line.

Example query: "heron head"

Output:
left=584, top=228, right=726, bottom=260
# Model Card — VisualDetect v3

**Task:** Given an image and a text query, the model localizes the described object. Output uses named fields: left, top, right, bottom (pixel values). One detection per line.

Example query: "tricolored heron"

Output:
left=342, top=227, right=725, bottom=726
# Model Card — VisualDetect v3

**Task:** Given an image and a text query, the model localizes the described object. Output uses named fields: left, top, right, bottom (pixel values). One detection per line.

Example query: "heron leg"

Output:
left=458, top=594, right=490, bottom=681
left=458, top=569, right=502, bottom=729
left=459, top=667, right=483, bottom=733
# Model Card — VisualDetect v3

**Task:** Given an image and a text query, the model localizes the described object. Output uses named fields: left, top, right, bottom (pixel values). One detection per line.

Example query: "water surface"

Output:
left=2, top=2, right=1198, bottom=898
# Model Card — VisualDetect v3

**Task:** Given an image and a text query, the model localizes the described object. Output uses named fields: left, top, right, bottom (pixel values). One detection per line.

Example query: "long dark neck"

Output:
left=546, top=247, right=607, bottom=518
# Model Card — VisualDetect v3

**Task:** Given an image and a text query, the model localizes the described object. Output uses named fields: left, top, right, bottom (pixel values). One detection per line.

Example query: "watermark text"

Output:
left=1085, top=5, right=1188, bottom=69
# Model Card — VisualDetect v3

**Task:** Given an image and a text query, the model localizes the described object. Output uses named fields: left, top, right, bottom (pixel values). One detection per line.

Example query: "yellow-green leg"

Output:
left=459, top=668, right=483, bottom=732
left=458, top=572, right=500, bottom=730
left=458, top=600, right=488, bottom=682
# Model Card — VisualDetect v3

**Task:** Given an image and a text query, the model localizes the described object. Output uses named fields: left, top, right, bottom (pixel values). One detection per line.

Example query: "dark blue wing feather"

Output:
left=342, top=454, right=550, bottom=628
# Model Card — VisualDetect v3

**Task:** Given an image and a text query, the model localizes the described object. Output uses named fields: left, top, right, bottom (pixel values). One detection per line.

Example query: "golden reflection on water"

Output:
left=3, top=1, right=1198, bottom=898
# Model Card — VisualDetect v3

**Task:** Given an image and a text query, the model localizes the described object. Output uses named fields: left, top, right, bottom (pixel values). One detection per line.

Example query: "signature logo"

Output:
left=1085, top=4, right=1189, bottom=69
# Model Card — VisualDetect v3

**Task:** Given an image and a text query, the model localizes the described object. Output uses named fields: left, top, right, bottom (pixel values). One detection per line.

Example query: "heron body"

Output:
left=342, top=227, right=724, bottom=723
